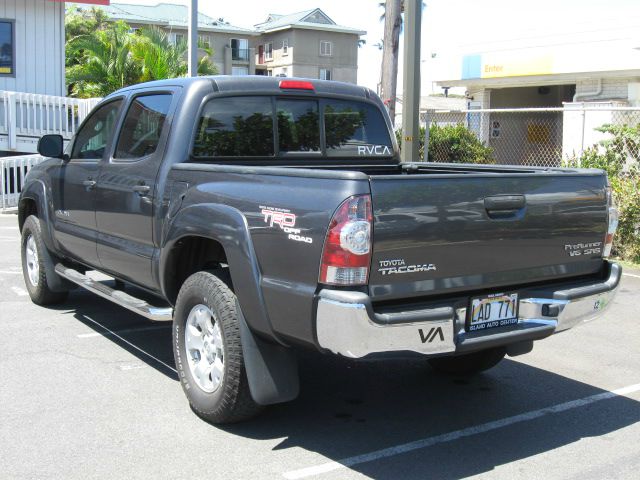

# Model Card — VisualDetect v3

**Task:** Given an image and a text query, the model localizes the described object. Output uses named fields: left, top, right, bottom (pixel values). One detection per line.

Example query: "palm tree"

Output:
left=131, top=26, right=217, bottom=82
left=380, top=0, right=403, bottom=122
left=379, top=1, right=426, bottom=122
left=66, top=21, right=140, bottom=97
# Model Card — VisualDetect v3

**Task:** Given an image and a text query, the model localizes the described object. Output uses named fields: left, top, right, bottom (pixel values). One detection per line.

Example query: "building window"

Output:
left=265, top=42, right=273, bottom=61
left=232, top=66, right=249, bottom=76
left=282, top=39, right=289, bottom=56
left=0, top=20, right=15, bottom=76
left=231, top=38, right=249, bottom=61
left=174, top=33, right=185, bottom=45
left=320, top=69, right=332, bottom=81
left=320, top=40, right=332, bottom=57
left=267, top=70, right=273, bottom=76
left=199, top=35, right=210, bottom=50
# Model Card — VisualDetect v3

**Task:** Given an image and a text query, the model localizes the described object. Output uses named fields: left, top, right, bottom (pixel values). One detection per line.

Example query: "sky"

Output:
left=108, top=0, right=640, bottom=95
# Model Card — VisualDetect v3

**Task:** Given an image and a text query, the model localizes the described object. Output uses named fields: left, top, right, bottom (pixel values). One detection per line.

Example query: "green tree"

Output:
left=131, top=26, right=217, bottom=82
left=66, top=21, right=140, bottom=98
left=396, top=124, right=494, bottom=164
left=564, top=124, right=640, bottom=263
left=66, top=11, right=218, bottom=98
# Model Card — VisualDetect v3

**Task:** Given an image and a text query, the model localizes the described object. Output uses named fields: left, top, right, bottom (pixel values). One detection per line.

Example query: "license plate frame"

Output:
left=467, top=292, right=519, bottom=332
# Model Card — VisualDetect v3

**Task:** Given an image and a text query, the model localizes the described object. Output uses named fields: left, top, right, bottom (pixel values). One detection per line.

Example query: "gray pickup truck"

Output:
left=19, top=76, right=621, bottom=423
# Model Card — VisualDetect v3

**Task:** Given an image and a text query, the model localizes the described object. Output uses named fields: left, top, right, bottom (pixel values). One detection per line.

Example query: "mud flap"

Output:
left=236, top=301, right=299, bottom=405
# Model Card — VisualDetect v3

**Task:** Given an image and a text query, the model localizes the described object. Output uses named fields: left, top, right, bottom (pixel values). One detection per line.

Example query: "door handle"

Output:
left=484, top=195, right=526, bottom=211
left=484, top=195, right=526, bottom=219
left=82, top=179, right=96, bottom=189
left=132, top=184, right=151, bottom=196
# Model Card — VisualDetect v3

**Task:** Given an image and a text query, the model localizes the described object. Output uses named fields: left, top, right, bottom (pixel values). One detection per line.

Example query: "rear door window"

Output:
left=193, top=96, right=274, bottom=157
left=276, top=99, right=320, bottom=153
left=115, top=94, right=173, bottom=160
left=324, top=99, right=392, bottom=157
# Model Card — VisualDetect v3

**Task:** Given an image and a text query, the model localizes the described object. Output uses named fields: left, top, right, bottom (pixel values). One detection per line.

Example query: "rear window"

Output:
left=324, top=99, right=392, bottom=157
left=277, top=99, right=320, bottom=153
left=191, top=95, right=391, bottom=159
left=193, top=96, right=274, bottom=157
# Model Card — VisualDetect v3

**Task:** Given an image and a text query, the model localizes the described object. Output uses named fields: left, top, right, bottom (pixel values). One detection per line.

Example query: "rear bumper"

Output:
left=315, top=262, right=621, bottom=359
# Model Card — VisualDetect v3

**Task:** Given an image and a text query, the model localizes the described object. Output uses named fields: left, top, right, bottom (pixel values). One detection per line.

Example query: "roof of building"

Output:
left=254, top=8, right=366, bottom=35
left=96, top=2, right=256, bottom=34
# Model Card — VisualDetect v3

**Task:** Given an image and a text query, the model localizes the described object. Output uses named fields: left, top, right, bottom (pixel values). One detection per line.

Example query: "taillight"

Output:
left=319, top=195, right=373, bottom=285
left=603, top=186, right=618, bottom=258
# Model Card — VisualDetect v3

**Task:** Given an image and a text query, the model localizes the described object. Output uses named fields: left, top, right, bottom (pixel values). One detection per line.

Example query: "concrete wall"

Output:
left=0, top=0, right=65, bottom=96
left=256, top=30, right=293, bottom=75
left=291, top=30, right=358, bottom=83
left=575, top=77, right=640, bottom=102
left=164, top=28, right=254, bottom=75
left=489, top=85, right=575, bottom=108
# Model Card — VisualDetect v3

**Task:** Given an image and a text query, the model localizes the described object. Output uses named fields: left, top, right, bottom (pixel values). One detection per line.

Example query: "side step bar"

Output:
left=55, top=264, right=173, bottom=321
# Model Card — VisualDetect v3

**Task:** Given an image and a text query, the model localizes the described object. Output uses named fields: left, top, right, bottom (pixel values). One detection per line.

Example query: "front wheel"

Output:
left=173, top=271, right=262, bottom=424
left=21, top=215, right=68, bottom=305
left=428, top=347, right=506, bottom=376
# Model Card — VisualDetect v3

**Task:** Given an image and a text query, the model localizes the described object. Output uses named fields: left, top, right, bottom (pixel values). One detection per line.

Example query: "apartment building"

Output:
left=95, top=3, right=365, bottom=82
left=253, top=9, right=365, bottom=83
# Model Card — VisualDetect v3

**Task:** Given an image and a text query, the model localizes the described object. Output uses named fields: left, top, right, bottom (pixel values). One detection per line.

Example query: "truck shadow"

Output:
left=54, top=290, right=640, bottom=479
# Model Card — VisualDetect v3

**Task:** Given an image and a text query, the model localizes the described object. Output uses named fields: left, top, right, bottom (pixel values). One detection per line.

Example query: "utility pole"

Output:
left=188, top=0, right=198, bottom=77
left=400, top=0, right=422, bottom=163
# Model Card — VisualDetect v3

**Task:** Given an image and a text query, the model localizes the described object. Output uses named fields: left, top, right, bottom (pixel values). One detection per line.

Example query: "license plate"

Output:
left=468, top=292, right=519, bottom=332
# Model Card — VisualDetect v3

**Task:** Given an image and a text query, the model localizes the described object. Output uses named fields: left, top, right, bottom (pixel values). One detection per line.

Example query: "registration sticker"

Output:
left=468, top=292, right=519, bottom=332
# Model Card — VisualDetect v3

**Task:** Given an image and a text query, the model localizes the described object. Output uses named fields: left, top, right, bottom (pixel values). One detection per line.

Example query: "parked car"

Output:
left=18, top=76, right=621, bottom=423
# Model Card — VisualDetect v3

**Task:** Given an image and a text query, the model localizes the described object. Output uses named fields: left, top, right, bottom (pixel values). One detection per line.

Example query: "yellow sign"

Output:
left=481, top=53, right=553, bottom=79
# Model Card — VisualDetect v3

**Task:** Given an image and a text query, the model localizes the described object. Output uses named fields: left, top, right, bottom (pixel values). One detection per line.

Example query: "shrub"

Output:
left=564, top=124, right=640, bottom=264
left=396, top=123, right=494, bottom=164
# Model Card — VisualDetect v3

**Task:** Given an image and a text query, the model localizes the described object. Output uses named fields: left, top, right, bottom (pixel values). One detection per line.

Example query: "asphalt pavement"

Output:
left=0, top=212, right=638, bottom=480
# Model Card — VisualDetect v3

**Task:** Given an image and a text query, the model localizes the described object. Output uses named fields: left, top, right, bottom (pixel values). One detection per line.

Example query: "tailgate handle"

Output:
left=484, top=195, right=526, bottom=211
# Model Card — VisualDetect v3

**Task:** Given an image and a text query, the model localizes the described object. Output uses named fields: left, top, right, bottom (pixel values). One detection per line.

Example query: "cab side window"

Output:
left=71, top=100, right=122, bottom=160
left=115, top=94, right=173, bottom=160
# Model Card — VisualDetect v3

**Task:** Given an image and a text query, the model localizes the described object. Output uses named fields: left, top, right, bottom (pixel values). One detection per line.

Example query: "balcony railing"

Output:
left=232, top=48, right=249, bottom=61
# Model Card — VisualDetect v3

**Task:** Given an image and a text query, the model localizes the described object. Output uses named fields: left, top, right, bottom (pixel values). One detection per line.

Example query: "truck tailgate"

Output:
left=368, top=172, right=608, bottom=301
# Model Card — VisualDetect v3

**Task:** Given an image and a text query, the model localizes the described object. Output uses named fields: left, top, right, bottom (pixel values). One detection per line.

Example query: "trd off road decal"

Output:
left=260, top=205, right=313, bottom=244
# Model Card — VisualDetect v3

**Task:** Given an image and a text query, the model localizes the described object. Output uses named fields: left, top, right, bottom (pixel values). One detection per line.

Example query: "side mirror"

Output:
left=37, top=134, right=68, bottom=160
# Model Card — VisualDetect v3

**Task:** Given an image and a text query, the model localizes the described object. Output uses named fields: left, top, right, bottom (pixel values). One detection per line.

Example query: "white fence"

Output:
left=0, top=91, right=100, bottom=153
left=1, top=154, right=43, bottom=210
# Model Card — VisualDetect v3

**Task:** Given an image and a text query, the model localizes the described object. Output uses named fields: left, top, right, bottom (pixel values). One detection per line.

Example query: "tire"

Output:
left=21, top=215, right=68, bottom=305
left=173, top=270, right=262, bottom=424
left=428, top=347, right=506, bottom=376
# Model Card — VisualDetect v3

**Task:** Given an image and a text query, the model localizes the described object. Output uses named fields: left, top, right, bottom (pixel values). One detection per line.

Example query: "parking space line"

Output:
left=622, top=272, right=640, bottom=279
left=10, top=286, right=28, bottom=297
left=82, top=315, right=177, bottom=373
left=77, top=325, right=171, bottom=338
left=282, top=382, right=640, bottom=479
left=0, top=270, right=21, bottom=274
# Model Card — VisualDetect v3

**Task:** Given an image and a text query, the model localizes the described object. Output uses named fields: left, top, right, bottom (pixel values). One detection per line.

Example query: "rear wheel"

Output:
left=21, top=215, right=68, bottom=305
left=428, top=347, right=506, bottom=375
left=173, top=271, right=261, bottom=424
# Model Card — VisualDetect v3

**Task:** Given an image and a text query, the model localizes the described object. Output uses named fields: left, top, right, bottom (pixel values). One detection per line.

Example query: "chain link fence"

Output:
left=421, top=106, right=640, bottom=169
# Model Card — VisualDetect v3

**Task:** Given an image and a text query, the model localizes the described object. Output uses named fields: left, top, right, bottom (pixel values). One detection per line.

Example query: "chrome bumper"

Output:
left=315, top=262, right=621, bottom=359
